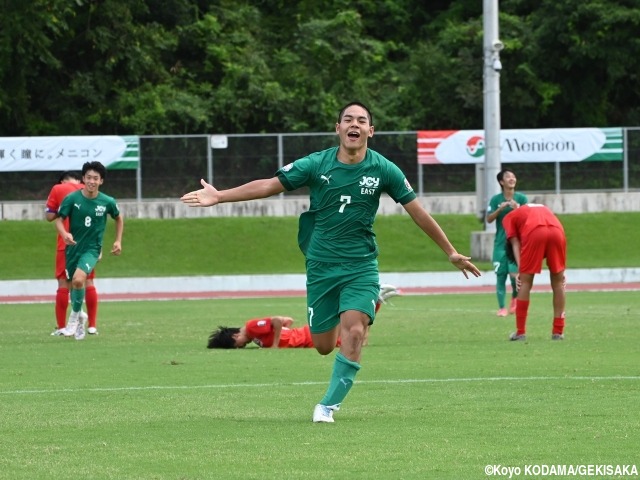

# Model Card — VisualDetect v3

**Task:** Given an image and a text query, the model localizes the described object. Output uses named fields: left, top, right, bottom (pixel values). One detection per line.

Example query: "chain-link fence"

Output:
left=1, top=129, right=639, bottom=202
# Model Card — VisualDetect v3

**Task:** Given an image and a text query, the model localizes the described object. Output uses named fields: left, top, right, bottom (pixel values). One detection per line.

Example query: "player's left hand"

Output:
left=448, top=253, right=482, bottom=279
left=111, top=241, right=122, bottom=256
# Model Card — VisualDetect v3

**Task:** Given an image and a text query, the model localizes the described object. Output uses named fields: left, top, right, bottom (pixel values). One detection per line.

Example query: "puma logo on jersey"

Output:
left=320, top=174, right=332, bottom=184
left=74, top=203, right=81, bottom=209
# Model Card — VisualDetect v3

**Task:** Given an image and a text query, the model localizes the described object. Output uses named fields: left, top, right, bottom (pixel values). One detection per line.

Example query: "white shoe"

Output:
left=378, top=284, right=401, bottom=303
left=75, top=313, right=87, bottom=340
left=88, top=327, right=98, bottom=335
left=312, top=404, right=340, bottom=423
left=63, top=312, right=80, bottom=337
left=50, top=328, right=66, bottom=336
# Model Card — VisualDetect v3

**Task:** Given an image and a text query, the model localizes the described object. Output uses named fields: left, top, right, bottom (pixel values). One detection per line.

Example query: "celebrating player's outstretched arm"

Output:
left=181, top=178, right=285, bottom=207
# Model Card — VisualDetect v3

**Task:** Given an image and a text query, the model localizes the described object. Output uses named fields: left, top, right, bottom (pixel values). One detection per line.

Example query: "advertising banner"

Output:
left=417, top=128, right=622, bottom=164
left=0, top=136, right=139, bottom=171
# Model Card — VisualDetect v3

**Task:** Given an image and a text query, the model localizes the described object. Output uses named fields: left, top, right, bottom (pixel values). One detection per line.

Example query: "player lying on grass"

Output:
left=208, top=284, right=401, bottom=349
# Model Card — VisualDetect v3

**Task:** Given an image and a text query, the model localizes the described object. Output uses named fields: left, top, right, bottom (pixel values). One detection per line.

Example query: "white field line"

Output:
left=2, top=375, right=639, bottom=396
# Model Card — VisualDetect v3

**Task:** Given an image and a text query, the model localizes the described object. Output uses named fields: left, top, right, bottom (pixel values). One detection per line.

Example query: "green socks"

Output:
left=496, top=273, right=507, bottom=308
left=320, top=352, right=361, bottom=407
left=70, top=287, right=85, bottom=313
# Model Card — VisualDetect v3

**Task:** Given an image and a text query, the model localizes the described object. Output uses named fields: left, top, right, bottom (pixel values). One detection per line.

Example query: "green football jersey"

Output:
left=58, top=189, right=120, bottom=254
left=277, top=146, right=416, bottom=262
left=487, top=191, right=528, bottom=255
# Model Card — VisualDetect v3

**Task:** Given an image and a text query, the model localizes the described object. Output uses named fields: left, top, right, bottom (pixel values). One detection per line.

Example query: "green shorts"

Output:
left=65, top=246, right=100, bottom=279
left=305, top=259, right=380, bottom=334
left=493, top=250, right=518, bottom=276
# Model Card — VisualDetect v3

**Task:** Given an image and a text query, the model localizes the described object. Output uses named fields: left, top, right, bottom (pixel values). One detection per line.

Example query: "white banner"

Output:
left=0, top=136, right=139, bottom=171
left=417, top=128, right=622, bottom=164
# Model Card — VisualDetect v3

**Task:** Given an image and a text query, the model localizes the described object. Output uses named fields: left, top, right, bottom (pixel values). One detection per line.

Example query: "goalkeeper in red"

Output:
left=181, top=102, right=481, bottom=423
left=55, top=161, right=124, bottom=340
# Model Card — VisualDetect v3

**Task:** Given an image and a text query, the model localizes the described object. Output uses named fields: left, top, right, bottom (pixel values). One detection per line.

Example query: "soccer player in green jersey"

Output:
left=486, top=169, right=528, bottom=317
left=55, top=161, right=124, bottom=340
left=181, top=102, right=481, bottom=423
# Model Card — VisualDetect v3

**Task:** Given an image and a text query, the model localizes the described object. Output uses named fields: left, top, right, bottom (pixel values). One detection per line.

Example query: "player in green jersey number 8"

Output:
left=55, top=161, right=124, bottom=340
left=181, top=102, right=481, bottom=423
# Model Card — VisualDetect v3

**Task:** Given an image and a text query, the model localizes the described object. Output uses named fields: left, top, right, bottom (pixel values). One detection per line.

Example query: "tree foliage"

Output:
left=1, top=0, right=639, bottom=135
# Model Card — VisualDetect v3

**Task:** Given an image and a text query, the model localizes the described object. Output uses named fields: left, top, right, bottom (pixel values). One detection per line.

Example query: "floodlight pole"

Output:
left=483, top=0, right=502, bottom=232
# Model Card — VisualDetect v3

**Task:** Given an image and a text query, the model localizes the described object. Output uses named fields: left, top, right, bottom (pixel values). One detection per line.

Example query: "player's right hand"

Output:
left=62, top=233, right=76, bottom=246
left=180, top=179, right=220, bottom=207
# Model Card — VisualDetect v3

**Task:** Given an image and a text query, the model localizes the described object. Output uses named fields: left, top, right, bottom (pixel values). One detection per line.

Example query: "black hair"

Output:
left=82, top=161, right=107, bottom=179
left=207, top=326, right=241, bottom=349
left=337, top=101, right=373, bottom=125
left=57, top=171, right=82, bottom=184
left=496, top=168, right=515, bottom=184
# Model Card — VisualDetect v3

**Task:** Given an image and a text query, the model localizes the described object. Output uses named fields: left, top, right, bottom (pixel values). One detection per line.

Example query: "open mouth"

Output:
left=347, top=131, right=360, bottom=139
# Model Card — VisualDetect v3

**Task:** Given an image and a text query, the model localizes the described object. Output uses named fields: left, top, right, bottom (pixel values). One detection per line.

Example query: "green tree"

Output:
left=0, top=0, right=75, bottom=134
left=1, top=0, right=639, bottom=136
left=502, top=0, right=640, bottom=127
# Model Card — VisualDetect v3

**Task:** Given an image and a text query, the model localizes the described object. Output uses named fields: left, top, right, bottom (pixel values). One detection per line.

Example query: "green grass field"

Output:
left=2, top=292, right=639, bottom=479
left=2, top=212, right=640, bottom=280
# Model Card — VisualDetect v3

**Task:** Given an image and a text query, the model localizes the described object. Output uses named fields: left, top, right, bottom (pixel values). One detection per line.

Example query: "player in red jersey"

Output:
left=207, top=285, right=401, bottom=349
left=207, top=316, right=321, bottom=349
left=503, top=204, right=567, bottom=341
left=45, top=171, right=99, bottom=336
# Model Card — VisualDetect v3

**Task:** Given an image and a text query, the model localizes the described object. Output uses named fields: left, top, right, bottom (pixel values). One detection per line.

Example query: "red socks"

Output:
left=55, top=287, right=69, bottom=329
left=515, top=300, right=565, bottom=336
left=515, top=299, right=530, bottom=335
left=55, top=285, right=99, bottom=330
left=552, top=314, right=565, bottom=335
left=85, top=286, right=98, bottom=328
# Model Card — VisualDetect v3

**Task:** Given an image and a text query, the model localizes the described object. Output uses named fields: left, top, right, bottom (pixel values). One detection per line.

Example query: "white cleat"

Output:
left=378, top=284, right=401, bottom=303
left=88, top=327, right=98, bottom=335
left=75, top=312, right=88, bottom=340
left=63, top=312, right=80, bottom=337
left=50, top=328, right=66, bottom=336
left=312, top=404, right=340, bottom=423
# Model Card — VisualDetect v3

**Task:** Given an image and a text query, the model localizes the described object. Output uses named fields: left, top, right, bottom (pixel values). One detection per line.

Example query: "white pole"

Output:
left=483, top=0, right=502, bottom=232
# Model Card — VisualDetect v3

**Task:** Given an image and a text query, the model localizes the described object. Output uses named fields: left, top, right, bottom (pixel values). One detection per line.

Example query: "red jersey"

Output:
left=245, top=318, right=313, bottom=348
left=503, top=204, right=566, bottom=274
left=503, top=204, right=564, bottom=241
left=46, top=183, right=83, bottom=251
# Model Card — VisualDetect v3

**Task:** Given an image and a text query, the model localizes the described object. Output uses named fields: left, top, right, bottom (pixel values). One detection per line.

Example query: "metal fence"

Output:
left=1, top=128, right=639, bottom=202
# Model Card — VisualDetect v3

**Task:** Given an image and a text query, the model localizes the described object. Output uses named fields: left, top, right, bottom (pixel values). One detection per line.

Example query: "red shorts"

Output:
left=519, top=226, right=566, bottom=275
left=56, top=250, right=96, bottom=280
left=286, top=325, right=315, bottom=348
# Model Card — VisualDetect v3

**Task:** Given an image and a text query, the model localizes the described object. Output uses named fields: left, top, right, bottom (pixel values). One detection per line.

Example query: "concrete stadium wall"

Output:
left=2, top=191, right=640, bottom=221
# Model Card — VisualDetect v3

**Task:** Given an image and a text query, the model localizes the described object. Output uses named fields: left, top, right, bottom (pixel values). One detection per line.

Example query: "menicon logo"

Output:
left=466, top=136, right=485, bottom=158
